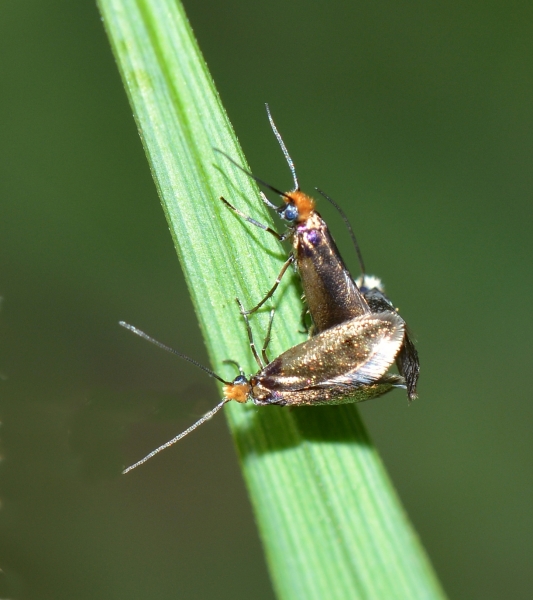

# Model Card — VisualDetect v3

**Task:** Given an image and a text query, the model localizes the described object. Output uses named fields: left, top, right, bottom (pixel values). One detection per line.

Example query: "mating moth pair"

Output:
left=121, top=106, right=419, bottom=473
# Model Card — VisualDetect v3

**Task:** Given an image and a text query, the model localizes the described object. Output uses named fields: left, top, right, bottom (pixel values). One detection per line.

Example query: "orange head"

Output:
left=223, top=375, right=251, bottom=403
left=283, top=190, right=315, bottom=223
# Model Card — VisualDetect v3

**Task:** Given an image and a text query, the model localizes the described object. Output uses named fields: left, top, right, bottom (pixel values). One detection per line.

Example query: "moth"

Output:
left=120, top=298, right=405, bottom=473
left=218, top=105, right=419, bottom=400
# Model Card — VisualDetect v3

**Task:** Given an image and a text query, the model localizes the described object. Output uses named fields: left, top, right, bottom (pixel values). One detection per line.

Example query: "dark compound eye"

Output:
left=281, top=204, right=298, bottom=221
left=233, top=375, right=248, bottom=385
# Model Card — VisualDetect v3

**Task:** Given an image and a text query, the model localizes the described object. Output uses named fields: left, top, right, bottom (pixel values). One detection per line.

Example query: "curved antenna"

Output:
left=214, top=148, right=292, bottom=206
left=119, top=321, right=231, bottom=385
left=122, top=399, right=228, bottom=474
left=314, top=188, right=366, bottom=285
left=223, top=359, right=245, bottom=377
left=265, top=104, right=300, bottom=191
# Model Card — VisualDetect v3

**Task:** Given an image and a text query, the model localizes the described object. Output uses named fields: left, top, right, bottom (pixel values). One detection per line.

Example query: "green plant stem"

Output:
left=98, top=1, right=447, bottom=598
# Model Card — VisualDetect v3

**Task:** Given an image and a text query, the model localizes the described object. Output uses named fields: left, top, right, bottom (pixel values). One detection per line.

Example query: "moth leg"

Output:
left=298, top=304, right=311, bottom=335
left=243, top=254, right=295, bottom=315
left=236, top=297, right=264, bottom=369
left=220, top=197, right=284, bottom=241
left=261, top=308, right=275, bottom=366
left=258, top=190, right=280, bottom=211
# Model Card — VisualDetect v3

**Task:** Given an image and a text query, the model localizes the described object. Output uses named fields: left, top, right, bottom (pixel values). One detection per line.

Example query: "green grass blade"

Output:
left=97, top=1, right=447, bottom=598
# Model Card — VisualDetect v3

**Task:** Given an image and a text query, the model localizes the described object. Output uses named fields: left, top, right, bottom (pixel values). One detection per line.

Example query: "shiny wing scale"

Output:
left=294, top=212, right=369, bottom=331
left=259, top=311, right=404, bottom=392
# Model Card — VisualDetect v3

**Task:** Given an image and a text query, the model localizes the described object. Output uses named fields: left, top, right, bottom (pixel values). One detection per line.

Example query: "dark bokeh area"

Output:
left=0, top=1, right=531, bottom=599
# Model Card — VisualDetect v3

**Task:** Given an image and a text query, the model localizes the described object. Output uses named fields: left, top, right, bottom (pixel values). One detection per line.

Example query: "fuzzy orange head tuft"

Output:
left=223, top=381, right=251, bottom=403
left=285, top=190, right=315, bottom=222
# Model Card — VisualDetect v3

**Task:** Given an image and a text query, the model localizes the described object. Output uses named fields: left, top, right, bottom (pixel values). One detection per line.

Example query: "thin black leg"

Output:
left=243, top=254, right=295, bottom=315
left=261, top=308, right=275, bottom=365
left=221, top=197, right=283, bottom=241
left=236, top=297, right=264, bottom=369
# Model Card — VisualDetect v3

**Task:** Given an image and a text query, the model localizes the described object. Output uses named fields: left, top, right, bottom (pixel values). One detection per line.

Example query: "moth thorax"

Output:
left=285, top=190, right=315, bottom=222
left=223, top=381, right=251, bottom=403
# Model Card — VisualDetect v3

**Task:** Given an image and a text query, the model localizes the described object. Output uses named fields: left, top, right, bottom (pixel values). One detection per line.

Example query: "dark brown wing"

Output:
left=395, top=332, right=419, bottom=400
left=257, top=311, right=404, bottom=392
left=295, top=211, right=369, bottom=332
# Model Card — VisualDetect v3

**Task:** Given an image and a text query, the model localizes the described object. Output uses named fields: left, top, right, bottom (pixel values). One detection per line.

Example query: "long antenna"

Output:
left=214, top=148, right=292, bottom=204
left=119, top=321, right=231, bottom=385
left=265, top=103, right=300, bottom=191
left=122, top=400, right=228, bottom=474
left=315, top=188, right=366, bottom=284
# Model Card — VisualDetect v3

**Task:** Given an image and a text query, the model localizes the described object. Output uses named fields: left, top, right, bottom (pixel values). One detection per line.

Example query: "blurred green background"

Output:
left=1, top=1, right=532, bottom=598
